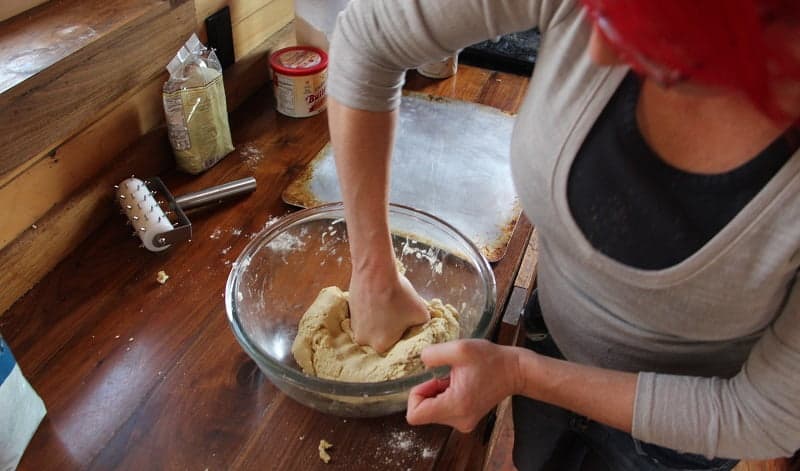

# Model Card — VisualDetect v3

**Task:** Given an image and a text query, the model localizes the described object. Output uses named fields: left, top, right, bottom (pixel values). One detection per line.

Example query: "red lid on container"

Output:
left=269, top=46, right=329, bottom=77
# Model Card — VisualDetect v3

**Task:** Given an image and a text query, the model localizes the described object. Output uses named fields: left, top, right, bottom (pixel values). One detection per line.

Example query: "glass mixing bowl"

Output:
left=225, top=203, right=496, bottom=417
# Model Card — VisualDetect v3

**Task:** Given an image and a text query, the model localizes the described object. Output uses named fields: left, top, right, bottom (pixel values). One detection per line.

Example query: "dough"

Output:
left=291, top=286, right=460, bottom=382
left=156, top=270, right=169, bottom=284
left=318, top=439, right=333, bottom=463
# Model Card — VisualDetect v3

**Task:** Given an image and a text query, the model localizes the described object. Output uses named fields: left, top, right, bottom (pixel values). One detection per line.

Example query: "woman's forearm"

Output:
left=328, top=97, right=398, bottom=278
left=515, top=347, right=637, bottom=433
left=328, top=98, right=431, bottom=352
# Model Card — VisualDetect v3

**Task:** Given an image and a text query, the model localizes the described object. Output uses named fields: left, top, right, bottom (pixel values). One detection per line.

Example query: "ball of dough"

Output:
left=291, top=286, right=460, bottom=382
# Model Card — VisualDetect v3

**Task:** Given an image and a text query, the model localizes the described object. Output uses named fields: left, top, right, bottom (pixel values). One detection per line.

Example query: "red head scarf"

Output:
left=581, top=0, right=800, bottom=121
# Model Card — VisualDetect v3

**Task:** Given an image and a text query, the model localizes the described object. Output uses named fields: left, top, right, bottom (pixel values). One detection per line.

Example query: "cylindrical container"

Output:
left=417, top=53, right=459, bottom=79
left=270, top=46, right=329, bottom=118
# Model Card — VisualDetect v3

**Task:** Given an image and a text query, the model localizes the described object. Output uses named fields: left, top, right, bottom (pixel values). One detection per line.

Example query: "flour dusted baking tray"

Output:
left=283, top=93, right=521, bottom=262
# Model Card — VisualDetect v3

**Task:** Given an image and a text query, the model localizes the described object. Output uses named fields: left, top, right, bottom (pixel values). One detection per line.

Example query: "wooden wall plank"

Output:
left=231, top=0, right=295, bottom=60
left=195, top=0, right=270, bottom=34
left=0, top=0, right=195, bottom=177
left=223, top=22, right=295, bottom=111
left=0, top=1, right=294, bottom=252
left=0, top=131, right=173, bottom=316
left=0, top=77, right=166, bottom=248
left=0, top=23, right=296, bottom=314
left=0, top=0, right=162, bottom=94
left=0, top=0, right=49, bottom=23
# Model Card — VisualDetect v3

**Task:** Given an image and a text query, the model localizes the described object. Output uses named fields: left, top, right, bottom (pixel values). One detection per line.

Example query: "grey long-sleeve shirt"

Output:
left=328, top=0, right=800, bottom=459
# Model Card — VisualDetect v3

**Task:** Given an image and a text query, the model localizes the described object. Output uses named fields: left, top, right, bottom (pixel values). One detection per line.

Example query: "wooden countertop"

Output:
left=1, top=64, right=532, bottom=470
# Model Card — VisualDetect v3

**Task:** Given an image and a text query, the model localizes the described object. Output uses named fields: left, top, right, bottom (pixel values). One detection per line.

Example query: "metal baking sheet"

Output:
left=283, top=93, right=521, bottom=262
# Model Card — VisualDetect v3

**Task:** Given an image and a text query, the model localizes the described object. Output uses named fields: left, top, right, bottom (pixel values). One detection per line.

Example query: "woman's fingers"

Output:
left=420, top=341, right=467, bottom=368
left=407, top=379, right=451, bottom=425
left=410, top=377, right=450, bottom=399
left=348, top=272, right=430, bottom=353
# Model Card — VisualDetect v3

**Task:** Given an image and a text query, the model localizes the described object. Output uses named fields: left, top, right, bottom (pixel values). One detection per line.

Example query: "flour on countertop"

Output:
left=388, top=430, right=437, bottom=461
left=239, top=144, right=265, bottom=169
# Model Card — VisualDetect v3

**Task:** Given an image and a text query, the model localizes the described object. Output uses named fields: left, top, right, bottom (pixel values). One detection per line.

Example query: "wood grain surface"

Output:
left=0, top=10, right=295, bottom=252
left=0, top=0, right=195, bottom=176
left=2, top=65, right=533, bottom=470
left=0, top=24, right=296, bottom=315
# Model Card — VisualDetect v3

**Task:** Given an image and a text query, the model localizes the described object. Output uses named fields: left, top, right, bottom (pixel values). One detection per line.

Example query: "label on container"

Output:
left=164, top=94, right=191, bottom=151
left=162, top=74, right=234, bottom=173
left=273, top=70, right=328, bottom=118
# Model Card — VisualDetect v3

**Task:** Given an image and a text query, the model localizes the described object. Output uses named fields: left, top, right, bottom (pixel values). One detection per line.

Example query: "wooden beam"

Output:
left=195, top=0, right=269, bottom=33
left=0, top=0, right=195, bottom=176
left=0, top=0, right=49, bottom=23
left=0, top=76, right=166, bottom=248
left=223, top=22, right=296, bottom=111
left=0, top=131, right=173, bottom=315
left=0, top=23, right=296, bottom=315
left=0, top=10, right=294, bottom=252
left=230, top=0, right=295, bottom=60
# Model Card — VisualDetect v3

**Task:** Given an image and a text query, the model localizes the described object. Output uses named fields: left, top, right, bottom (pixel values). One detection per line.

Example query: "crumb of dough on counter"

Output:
left=318, top=439, right=333, bottom=463
left=156, top=270, right=170, bottom=284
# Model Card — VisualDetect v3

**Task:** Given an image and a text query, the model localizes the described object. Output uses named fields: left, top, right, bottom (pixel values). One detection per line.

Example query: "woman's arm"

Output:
left=408, top=280, right=800, bottom=459
left=406, top=339, right=636, bottom=434
left=633, top=280, right=800, bottom=459
left=518, top=347, right=637, bottom=433
left=328, top=0, right=579, bottom=350
left=328, top=99, right=430, bottom=353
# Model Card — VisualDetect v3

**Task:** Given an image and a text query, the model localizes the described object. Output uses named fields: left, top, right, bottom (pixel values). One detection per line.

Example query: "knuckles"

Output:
left=454, top=418, right=478, bottom=433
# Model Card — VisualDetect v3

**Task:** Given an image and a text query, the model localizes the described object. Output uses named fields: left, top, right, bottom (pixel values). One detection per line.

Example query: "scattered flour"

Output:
left=258, top=215, right=282, bottom=235
left=240, top=144, right=265, bottom=169
left=391, top=431, right=415, bottom=451
left=386, top=430, right=438, bottom=462
left=400, top=239, right=444, bottom=275
left=269, top=232, right=305, bottom=253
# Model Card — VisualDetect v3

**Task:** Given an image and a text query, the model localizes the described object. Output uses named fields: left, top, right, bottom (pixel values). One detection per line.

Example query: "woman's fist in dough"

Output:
left=348, top=271, right=430, bottom=353
left=406, top=340, right=521, bottom=433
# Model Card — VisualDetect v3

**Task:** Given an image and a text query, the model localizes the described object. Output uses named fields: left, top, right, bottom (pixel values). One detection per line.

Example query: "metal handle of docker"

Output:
left=175, top=176, right=258, bottom=211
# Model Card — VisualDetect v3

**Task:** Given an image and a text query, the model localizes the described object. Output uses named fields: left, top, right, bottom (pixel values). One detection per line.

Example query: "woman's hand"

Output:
left=349, top=270, right=430, bottom=353
left=328, top=98, right=429, bottom=352
left=406, top=339, right=522, bottom=432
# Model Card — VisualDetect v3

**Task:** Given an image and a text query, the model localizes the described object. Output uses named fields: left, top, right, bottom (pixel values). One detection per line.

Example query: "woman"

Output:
left=325, top=0, right=800, bottom=469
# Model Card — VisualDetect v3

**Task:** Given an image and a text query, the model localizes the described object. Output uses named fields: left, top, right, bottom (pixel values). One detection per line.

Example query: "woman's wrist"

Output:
left=509, top=347, right=637, bottom=432
left=505, top=346, right=535, bottom=397
left=512, top=346, right=559, bottom=401
left=349, top=236, right=397, bottom=281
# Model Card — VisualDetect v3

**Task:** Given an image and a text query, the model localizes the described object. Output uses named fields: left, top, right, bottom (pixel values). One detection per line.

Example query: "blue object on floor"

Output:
left=0, top=335, right=47, bottom=471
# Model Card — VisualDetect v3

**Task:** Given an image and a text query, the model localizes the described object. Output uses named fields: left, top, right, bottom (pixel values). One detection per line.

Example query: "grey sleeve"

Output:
left=327, top=0, right=578, bottom=111
left=633, top=277, right=800, bottom=459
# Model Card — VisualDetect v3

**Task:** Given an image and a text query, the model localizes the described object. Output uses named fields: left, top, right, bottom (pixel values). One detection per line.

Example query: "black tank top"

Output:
left=567, top=73, right=798, bottom=270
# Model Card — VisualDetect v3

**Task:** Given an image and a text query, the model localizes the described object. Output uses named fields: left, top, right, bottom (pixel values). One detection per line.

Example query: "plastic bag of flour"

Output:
left=0, top=335, right=46, bottom=470
left=163, top=34, right=234, bottom=174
